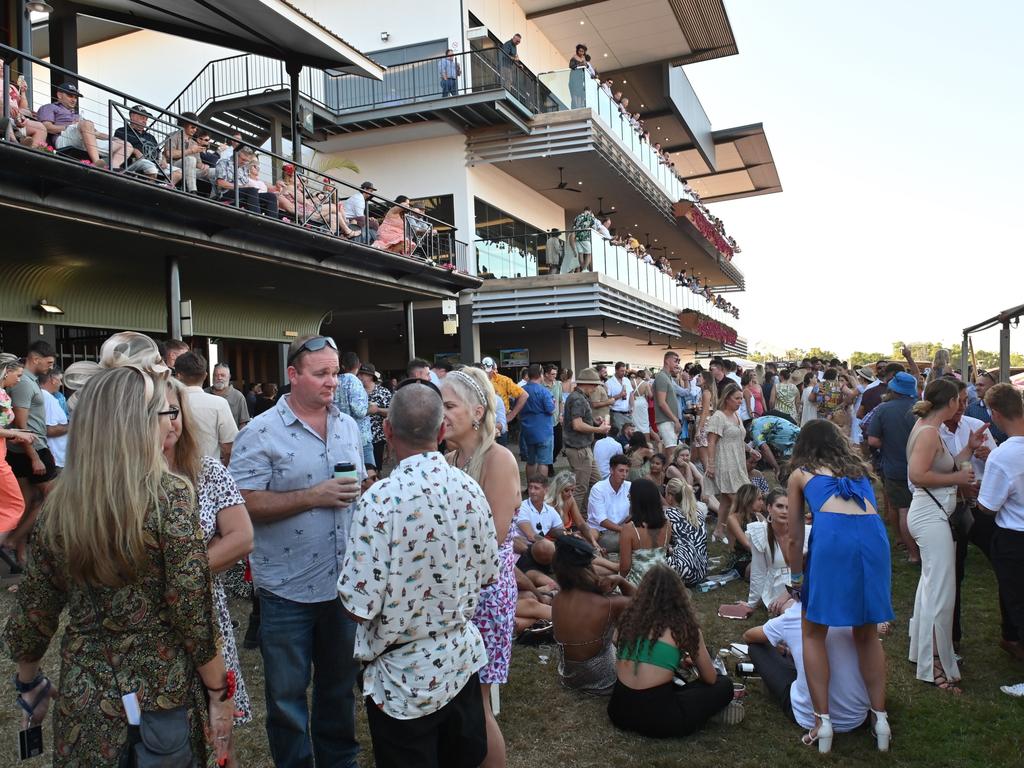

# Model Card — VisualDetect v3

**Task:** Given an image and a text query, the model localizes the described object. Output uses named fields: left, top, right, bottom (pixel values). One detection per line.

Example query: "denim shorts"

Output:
left=523, top=439, right=554, bottom=465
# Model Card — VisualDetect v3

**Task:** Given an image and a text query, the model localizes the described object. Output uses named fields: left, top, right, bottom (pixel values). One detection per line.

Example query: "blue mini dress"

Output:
left=802, top=474, right=894, bottom=627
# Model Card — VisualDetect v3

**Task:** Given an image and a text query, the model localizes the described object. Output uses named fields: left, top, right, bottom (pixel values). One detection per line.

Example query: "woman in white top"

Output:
left=800, top=372, right=818, bottom=427
left=746, top=490, right=810, bottom=614
left=632, top=381, right=652, bottom=439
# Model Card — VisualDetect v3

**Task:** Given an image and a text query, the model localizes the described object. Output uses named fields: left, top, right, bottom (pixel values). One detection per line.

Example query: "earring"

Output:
left=472, top=420, right=480, bottom=431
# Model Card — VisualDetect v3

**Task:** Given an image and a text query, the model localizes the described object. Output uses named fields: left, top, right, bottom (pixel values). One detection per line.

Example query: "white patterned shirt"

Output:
left=339, top=452, right=500, bottom=719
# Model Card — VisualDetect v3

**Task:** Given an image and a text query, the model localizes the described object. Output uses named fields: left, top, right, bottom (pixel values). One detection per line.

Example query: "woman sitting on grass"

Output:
left=725, top=483, right=764, bottom=579
left=662, top=478, right=708, bottom=587
left=619, top=479, right=671, bottom=585
left=552, top=536, right=636, bottom=696
left=608, top=565, right=732, bottom=737
left=744, top=489, right=809, bottom=615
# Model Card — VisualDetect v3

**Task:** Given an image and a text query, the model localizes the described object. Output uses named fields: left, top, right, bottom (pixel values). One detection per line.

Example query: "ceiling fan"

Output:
left=589, top=319, right=623, bottom=339
left=540, top=166, right=581, bottom=193
left=596, top=196, right=615, bottom=218
left=636, top=330, right=657, bottom=346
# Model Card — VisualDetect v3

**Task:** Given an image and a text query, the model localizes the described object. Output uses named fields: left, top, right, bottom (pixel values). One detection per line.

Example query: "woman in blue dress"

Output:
left=786, top=419, right=893, bottom=755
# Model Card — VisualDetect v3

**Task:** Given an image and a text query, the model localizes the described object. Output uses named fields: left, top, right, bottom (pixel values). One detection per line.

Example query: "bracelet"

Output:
left=12, top=671, right=45, bottom=693
left=790, top=572, right=804, bottom=587
left=205, top=671, right=237, bottom=701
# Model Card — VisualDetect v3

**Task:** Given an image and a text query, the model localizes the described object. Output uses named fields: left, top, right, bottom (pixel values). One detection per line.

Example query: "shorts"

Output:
left=55, top=122, right=86, bottom=151
left=883, top=476, right=912, bottom=510
left=126, top=157, right=160, bottom=176
left=574, top=240, right=593, bottom=255
left=6, top=447, right=58, bottom=484
left=516, top=546, right=552, bottom=575
left=523, top=439, right=553, bottom=465
left=657, top=421, right=679, bottom=448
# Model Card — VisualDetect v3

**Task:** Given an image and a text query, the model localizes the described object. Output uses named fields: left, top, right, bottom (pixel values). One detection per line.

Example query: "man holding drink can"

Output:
left=229, top=334, right=366, bottom=768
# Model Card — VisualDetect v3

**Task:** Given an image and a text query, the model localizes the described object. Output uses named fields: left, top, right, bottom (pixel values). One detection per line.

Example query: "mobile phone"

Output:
left=19, top=725, right=43, bottom=759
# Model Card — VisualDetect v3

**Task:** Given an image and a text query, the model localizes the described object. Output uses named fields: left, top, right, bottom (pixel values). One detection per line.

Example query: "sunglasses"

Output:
left=158, top=405, right=180, bottom=421
left=287, top=336, right=338, bottom=366
left=396, top=377, right=443, bottom=400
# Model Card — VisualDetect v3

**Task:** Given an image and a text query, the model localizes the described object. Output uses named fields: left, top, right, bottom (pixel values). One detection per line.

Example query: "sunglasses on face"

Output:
left=287, top=336, right=338, bottom=366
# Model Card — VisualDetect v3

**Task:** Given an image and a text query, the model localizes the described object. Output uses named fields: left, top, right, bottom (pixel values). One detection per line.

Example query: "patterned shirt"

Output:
left=572, top=210, right=595, bottom=243
left=339, top=452, right=500, bottom=719
left=334, top=372, right=371, bottom=447
left=228, top=395, right=365, bottom=603
left=368, top=384, right=392, bottom=444
left=489, top=372, right=525, bottom=412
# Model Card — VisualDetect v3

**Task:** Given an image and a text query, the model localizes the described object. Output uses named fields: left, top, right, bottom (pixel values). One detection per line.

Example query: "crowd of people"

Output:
left=2, top=330, right=1023, bottom=766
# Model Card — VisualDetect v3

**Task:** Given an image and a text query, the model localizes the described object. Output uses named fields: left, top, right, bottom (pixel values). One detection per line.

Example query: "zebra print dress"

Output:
left=664, top=505, right=708, bottom=587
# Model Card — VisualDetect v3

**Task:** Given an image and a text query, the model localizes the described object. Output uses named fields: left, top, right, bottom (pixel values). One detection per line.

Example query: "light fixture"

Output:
left=26, top=1, right=53, bottom=13
left=579, top=20, right=585, bottom=25
left=380, top=31, right=390, bottom=41
left=35, top=299, right=63, bottom=315
left=577, top=181, right=583, bottom=185
left=603, top=53, right=608, bottom=58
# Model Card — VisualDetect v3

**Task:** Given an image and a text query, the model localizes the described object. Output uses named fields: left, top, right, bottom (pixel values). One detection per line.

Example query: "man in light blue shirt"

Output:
left=334, top=350, right=373, bottom=468
left=439, top=49, right=462, bottom=96
left=230, top=335, right=365, bottom=768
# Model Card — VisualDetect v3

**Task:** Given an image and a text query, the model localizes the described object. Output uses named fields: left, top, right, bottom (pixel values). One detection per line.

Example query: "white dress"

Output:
left=632, top=394, right=651, bottom=433
left=800, top=386, right=818, bottom=426
left=746, top=522, right=811, bottom=608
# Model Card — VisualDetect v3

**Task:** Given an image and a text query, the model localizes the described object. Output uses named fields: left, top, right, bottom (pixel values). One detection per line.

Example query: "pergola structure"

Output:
left=961, top=303, right=1024, bottom=382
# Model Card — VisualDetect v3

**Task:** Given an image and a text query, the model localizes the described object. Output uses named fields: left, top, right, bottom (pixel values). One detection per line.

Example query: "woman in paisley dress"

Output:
left=442, top=366, right=520, bottom=768
left=4, top=366, right=233, bottom=767
left=164, top=378, right=254, bottom=727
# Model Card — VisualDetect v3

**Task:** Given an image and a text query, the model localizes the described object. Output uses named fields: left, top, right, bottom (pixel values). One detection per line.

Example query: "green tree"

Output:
left=806, top=347, right=839, bottom=362
left=849, top=351, right=888, bottom=368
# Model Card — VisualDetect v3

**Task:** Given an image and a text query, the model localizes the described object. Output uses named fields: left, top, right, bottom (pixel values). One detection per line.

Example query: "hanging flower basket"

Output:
left=679, top=309, right=738, bottom=345
left=684, top=207, right=734, bottom=260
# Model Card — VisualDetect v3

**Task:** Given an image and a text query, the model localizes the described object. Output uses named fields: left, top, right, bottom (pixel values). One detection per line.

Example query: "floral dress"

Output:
left=705, top=410, right=749, bottom=495
left=196, top=456, right=251, bottom=724
left=3, top=474, right=219, bottom=766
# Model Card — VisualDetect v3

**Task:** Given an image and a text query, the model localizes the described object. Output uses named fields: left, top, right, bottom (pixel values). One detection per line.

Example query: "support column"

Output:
left=277, top=343, right=289, bottom=384
left=285, top=60, right=303, bottom=163
left=404, top=301, right=416, bottom=361
left=559, top=325, right=576, bottom=373
left=1000, top=321, right=1011, bottom=383
left=47, top=6, right=78, bottom=85
left=11, top=1, right=34, bottom=101
left=571, top=326, right=590, bottom=374
left=166, top=256, right=182, bottom=340
left=960, top=332, right=969, bottom=381
left=269, top=116, right=283, bottom=182
left=356, top=336, right=370, bottom=364
left=458, top=300, right=480, bottom=364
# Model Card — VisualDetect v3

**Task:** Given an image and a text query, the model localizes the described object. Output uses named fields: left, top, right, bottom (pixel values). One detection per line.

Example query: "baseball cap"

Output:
left=360, top=181, right=377, bottom=191
left=129, top=104, right=154, bottom=118
left=56, top=82, right=83, bottom=97
left=481, top=356, right=496, bottom=371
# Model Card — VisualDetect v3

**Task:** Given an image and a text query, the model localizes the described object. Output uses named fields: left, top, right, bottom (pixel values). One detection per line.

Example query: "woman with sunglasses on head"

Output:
left=4, top=366, right=232, bottom=766
left=442, top=366, right=520, bottom=768
left=163, top=378, right=254, bottom=736
left=787, top=419, right=893, bottom=754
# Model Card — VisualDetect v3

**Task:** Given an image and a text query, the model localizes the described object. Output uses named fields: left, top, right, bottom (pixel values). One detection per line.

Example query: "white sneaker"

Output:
left=999, top=683, right=1024, bottom=697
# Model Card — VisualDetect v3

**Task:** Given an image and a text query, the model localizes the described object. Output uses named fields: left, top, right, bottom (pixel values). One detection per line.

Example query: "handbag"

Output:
left=85, top=587, right=197, bottom=768
left=922, top=487, right=973, bottom=538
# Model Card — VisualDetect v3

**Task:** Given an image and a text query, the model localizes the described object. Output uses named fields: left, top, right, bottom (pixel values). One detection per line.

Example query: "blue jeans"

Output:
left=441, top=78, right=458, bottom=97
left=259, top=590, right=360, bottom=768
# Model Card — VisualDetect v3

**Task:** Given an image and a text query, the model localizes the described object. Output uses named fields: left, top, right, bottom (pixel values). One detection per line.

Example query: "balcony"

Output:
left=474, top=231, right=738, bottom=327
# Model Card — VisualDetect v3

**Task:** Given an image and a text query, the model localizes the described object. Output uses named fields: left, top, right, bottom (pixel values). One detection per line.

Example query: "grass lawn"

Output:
left=2, top=532, right=1023, bottom=766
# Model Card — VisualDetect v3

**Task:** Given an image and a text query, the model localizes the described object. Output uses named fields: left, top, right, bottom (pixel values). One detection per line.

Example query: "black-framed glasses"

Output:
left=287, top=336, right=338, bottom=366
left=158, top=405, right=180, bottom=421
left=397, top=377, right=442, bottom=399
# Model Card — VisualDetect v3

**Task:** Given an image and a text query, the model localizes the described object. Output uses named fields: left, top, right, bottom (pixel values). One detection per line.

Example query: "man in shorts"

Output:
left=654, top=351, right=682, bottom=448
left=35, top=82, right=106, bottom=165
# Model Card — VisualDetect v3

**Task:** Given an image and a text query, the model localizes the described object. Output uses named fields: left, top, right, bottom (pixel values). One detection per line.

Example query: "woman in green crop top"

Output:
left=608, top=565, right=732, bottom=737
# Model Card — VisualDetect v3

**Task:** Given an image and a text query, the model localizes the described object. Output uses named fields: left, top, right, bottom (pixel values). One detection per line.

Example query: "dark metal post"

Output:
left=286, top=59, right=303, bottom=163
left=47, top=6, right=78, bottom=87
left=1000, top=321, right=1011, bottom=382
left=167, top=255, right=182, bottom=339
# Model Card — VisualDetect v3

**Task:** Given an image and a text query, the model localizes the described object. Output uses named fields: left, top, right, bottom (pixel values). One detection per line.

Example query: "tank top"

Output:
left=906, top=424, right=955, bottom=476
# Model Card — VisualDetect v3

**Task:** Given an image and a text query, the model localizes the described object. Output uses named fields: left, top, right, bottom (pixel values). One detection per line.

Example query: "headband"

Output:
left=448, top=369, right=487, bottom=407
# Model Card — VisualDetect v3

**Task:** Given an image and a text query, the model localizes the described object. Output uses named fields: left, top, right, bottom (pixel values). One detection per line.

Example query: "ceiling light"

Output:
left=35, top=299, right=63, bottom=314
left=622, top=80, right=627, bottom=84
left=579, top=20, right=585, bottom=25
left=26, top=1, right=53, bottom=12
left=640, top=104, right=645, bottom=108
left=610, top=205, right=616, bottom=210
left=577, top=181, right=583, bottom=185
left=603, top=53, right=608, bottom=58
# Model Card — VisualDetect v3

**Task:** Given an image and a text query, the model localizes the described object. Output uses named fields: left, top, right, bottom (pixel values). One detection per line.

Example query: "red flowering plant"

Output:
left=679, top=310, right=737, bottom=345
left=684, top=207, right=734, bottom=260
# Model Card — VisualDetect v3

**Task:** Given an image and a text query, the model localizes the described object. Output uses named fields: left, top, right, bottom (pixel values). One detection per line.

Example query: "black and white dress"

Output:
left=663, top=505, right=708, bottom=587
left=196, top=456, right=252, bottom=724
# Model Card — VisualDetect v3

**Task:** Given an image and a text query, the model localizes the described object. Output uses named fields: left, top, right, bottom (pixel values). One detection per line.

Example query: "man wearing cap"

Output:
left=850, top=366, right=878, bottom=445
left=482, top=357, right=528, bottom=447
left=967, top=371, right=1009, bottom=445
left=867, top=371, right=921, bottom=564
left=344, top=181, right=377, bottom=242
left=110, top=104, right=179, bottom=183
left=163, top=111, right=212, bottom=193
left=36, top=83, right=106, bottom=165
left=562, top=367, right=611, bottom=513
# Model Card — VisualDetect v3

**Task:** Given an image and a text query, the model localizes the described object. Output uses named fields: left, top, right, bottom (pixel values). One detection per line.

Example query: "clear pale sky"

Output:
left=684, top=0, right=1023, bottom=359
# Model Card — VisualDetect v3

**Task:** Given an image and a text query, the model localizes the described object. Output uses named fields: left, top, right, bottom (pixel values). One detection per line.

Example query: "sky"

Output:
left=683, top=0, right=1024, bottom=359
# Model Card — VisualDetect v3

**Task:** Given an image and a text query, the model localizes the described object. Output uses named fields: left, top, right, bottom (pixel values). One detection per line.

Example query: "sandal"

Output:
left=870, top=709, right=890, bottom=752
left=801, top=712, right=833, bottom=753
left=932, top=656, right=962, bottom=694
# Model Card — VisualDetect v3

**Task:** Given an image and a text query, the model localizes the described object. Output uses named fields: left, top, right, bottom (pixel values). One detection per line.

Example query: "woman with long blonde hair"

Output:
left=706, top=382, right=751, bottom=542
left=692, top=372, right=717, bottom=470
left=164, top=378, right=254, bottom=728
left=441, top=366, right=520, bottom=768
left=662, top=478, right=708, bottom=586
left=4, top=366, right=232, bottom=766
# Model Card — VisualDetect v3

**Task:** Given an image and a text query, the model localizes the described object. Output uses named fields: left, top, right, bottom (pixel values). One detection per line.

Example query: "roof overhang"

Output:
left=517, top=0, right=736, bottom=70
left=57, top=0, right=383, bottom=76
left=668, top=123, right=782, bottom=203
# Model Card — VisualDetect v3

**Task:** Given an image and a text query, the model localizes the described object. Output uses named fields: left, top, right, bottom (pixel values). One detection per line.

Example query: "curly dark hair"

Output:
left=786, top=418, right=874, bottom=480
left=615, top=565, right=701, bottom=659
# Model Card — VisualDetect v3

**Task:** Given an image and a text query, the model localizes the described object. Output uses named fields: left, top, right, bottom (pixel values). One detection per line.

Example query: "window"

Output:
left=474, top=198, right=550, bottom=279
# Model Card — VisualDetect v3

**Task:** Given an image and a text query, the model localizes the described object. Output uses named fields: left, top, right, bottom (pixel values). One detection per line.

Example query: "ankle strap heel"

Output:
left=871, top=709, right=890, bottom=752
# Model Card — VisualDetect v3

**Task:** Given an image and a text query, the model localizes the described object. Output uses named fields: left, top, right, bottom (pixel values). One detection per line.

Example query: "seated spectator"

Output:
left=552, top=536, right=636, bottom=695
left=317, top=180, right=362, bottom=238
left=587, top=454, right=631, bottom=554
left=110, top=105, right=181, bottom=184
left=742, top=603, right=873, bottom=740
left=214, top=144, right=277, bottom=217
left=626, top=431, right=654, bottom=480
left=36, top=82, right=106, bottom=165
left=163, top=112, right=212, bottom=193
left=479, top=264, right=496, bottom=279
left=343, top=181, right=378, bottom=242
left=608, top=565, right=733, bottom=737
left=515, top=566, right=554, bottom=638
left=514, top=475, right=564, bottom=586
left=725, top=484, right=764, bottom=578
left=618, top=479, right=670, bottom=585
left=276, top=163, right=315, bottom=221
left=663, top=478, right=708, bottom=586
left=744, top=490, right=809, bottom=614
left=372, top=195, right=415, bottom=254
left=242, top=160, right=271, bottom=193
left=5, top=73, right=46, bottom=147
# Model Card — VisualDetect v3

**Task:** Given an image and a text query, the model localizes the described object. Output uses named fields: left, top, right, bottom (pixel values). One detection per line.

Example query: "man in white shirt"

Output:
left=587, top=455, right=631, bottom=553
left=39, top=372, right=68, bottom=469
left=976, top=384, right=1024, bottom=692
left=175, top=351, right=238, bottom=463
left=605, top=362, right=634, bottom=432
left=593, top=427, right=622, bottom=480
left=743, top=603, right=870, bottom=733
left=343, top=181, right=376, bottom=240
